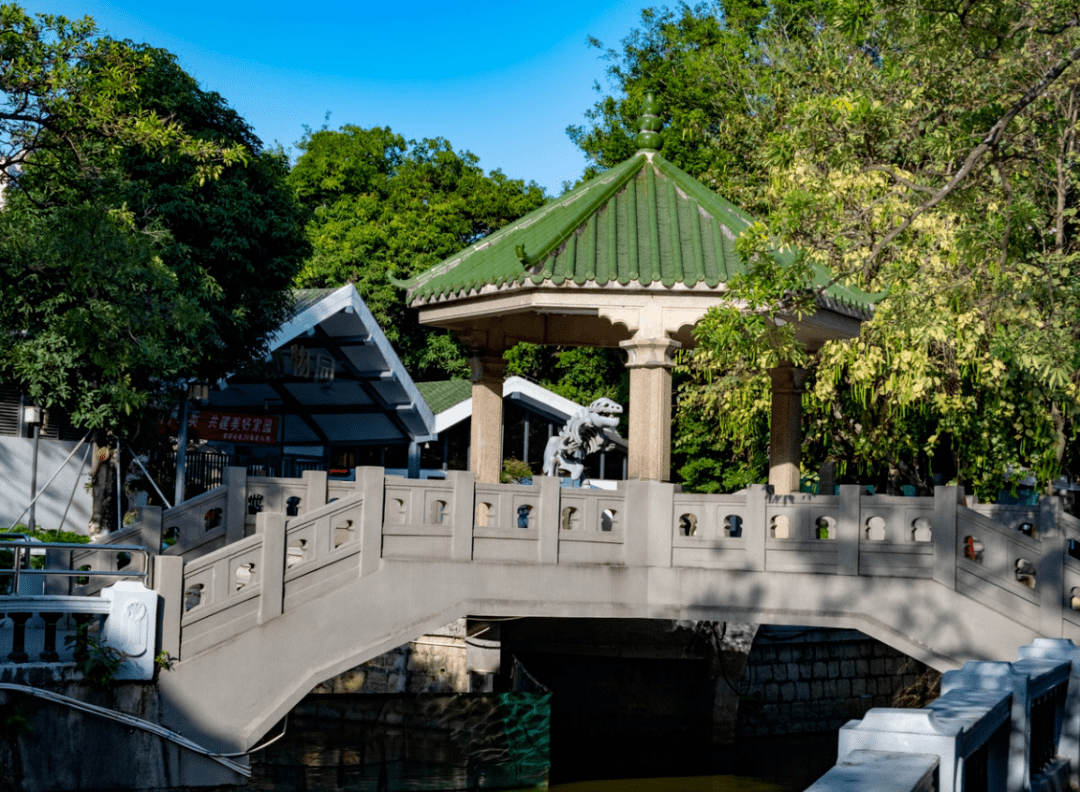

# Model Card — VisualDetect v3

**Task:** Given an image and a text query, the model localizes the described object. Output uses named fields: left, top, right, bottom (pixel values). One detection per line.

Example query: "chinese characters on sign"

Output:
left=189, top=412, right=279, bottom=445
left=274, top=344, right=335, bottom=381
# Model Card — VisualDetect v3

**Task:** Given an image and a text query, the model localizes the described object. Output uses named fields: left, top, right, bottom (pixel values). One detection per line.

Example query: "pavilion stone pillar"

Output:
left=469, top=352, right=507, bottom=484
left=620, top=338, right=681, bottom=482
left=767, top=362, right=809, bottom=495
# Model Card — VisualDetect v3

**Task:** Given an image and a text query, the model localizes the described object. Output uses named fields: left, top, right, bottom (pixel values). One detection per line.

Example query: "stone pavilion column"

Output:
left=620, top=337, right=681, bottom=481
left=469, top=352, right=507, bottom=484
left=767, top=362, right=809, bottom=495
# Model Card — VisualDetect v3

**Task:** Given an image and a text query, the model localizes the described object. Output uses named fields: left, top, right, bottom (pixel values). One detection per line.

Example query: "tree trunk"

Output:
left=87, top=429, right=121, bottom=540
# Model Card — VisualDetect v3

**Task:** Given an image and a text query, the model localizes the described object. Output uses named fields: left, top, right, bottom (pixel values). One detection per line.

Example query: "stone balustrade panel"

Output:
left=817, top=652, right=1076, bottom=792
left=671, top=492, right=752, bottom=570
left=161, top=487, right=229, bottom=559
left=327, top=479, right=360, bottom=502
left=243, top=477, right=310, bottom=531
left=0, top=586, right=155, bottom=679
left=66, top=524, right=154, bottom=598
left=556, top=489, right=626, bottom=565
left=282, top=496, right=366, bottom=608
left=0, top=605, right=98, bottom=663
left=381, top=477, right=456, bottom=559
left=472, top=482, right=540, bottom=563
left=1064, top=555, right=1080, bottom=633
left=832, top=688, right=1012, bottom=792
left=956, top=507, right=1043, bottom=626
left=856, top=497, right=935, bottom=578
left=971, top=502, right=1042, bottom=535
left=179, top=533, right=263, bottom=657
left=765, top=493, right=841, bottom=574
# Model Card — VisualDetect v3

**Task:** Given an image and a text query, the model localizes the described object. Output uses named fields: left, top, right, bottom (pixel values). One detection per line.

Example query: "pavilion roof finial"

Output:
left=635, top=92, right=664, bottom=152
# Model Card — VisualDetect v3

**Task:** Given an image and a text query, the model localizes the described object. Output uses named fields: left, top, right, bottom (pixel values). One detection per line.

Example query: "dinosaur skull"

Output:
left=588, top=397, right=623, bottom=415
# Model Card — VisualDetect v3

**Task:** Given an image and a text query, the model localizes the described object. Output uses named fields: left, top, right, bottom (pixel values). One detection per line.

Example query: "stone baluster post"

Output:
left=257, top=512, right=285, bottom=625
left=223, top=467, right=248, bottom=545
left=536, top=476, right=560, bottom=565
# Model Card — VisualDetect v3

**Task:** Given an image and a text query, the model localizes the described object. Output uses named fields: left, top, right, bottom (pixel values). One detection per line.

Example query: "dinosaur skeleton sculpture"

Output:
left=542, top=397, right=624, bottom=483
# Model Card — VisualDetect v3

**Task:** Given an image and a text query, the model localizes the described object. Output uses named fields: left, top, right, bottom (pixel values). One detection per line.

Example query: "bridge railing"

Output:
left=145, top=469, right=1080, bottom=664
left=805, top=642, right=1076, bottom=792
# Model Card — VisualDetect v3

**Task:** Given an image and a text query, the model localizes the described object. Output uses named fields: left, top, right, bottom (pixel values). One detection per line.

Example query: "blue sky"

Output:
left=20, top=0, right=652, bottom=195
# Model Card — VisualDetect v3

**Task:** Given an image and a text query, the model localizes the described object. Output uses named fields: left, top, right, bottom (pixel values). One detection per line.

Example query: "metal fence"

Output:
left=171, top=452, right=325, bottom=495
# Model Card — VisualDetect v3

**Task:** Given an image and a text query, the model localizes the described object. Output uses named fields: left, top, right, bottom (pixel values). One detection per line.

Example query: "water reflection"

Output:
left=233, top=693, right=834, bottom=792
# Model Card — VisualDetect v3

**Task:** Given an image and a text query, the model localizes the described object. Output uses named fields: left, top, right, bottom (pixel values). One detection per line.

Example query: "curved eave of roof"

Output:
left=399, top=151, right=877, bottom=317
left=407, top=273, right=873, bottom=323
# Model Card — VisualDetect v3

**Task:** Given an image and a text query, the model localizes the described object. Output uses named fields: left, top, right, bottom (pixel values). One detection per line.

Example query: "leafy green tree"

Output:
left=576, top=0, right=1080, bottom=498
left=0, top=8, right=308, bottom=534
left=289, top=125, right=547, bottom=379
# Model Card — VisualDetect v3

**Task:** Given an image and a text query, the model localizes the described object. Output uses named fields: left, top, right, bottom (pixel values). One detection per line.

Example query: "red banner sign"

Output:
left=189, top=411, right=279, bottom=445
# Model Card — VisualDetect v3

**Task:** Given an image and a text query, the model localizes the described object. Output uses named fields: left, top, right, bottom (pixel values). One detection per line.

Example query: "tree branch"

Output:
left=863, top=39, right=1080, bottom=273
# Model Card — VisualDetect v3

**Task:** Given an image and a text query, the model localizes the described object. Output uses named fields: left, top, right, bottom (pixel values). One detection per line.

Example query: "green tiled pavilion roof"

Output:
left=400, top=152, right=875, bottom=317
left=416, top=379, right=471, bottom=414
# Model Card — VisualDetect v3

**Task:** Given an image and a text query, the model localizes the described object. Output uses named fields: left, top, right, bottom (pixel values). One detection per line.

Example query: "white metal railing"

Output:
left=0, top=582, right=158, bottom=679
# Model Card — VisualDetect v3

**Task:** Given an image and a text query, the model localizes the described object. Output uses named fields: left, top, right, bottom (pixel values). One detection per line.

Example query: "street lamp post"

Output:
left=23, top=404, right=43, bottom=533
left=174, top=382, right=209, bottom=507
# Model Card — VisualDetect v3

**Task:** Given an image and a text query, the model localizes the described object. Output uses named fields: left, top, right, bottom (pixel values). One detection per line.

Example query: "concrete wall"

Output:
left=0, top=438, right=91, bottom=533
left=0, top=667, right=243, bottom=791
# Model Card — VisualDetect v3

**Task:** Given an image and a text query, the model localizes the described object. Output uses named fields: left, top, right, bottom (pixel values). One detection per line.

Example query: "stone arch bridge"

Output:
left=53, top=468, right=1080, bottom=775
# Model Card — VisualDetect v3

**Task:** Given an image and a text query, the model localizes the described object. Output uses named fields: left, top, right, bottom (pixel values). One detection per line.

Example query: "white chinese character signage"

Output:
left=188, top=412, right=280, bottom=445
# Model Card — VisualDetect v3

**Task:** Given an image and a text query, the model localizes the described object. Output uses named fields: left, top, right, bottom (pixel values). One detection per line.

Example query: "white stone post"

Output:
left=257, top=512, right=285, bottom=625
left=152, top=554, right=184, bottom=662
left=303, top=468, right=328, bottom=514
left=357, top=466, right=385, bottom=578
left=932, top=485, right=961, bottom=590
left=449, top=470, right=475, bottom=562
left=223, top=466, right=248, bottom=545
left=101, top=581, right=159, bottom=680
left=536, top=476, right=560, bottom=565
left=1038, top=495, right=1066, bottom=639
left=837, top=484, right=862, bottom=575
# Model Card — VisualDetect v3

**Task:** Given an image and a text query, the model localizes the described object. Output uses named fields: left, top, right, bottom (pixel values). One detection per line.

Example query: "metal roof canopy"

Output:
left=207, top=285, right=436, bottom=448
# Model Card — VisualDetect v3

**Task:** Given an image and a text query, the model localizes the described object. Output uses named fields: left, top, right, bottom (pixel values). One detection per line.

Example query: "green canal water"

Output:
left=232, top=693, right=835, bottom=792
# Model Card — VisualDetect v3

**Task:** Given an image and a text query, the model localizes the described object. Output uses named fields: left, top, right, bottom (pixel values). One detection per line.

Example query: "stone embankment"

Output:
left=736, top=627, right=940, bottom=738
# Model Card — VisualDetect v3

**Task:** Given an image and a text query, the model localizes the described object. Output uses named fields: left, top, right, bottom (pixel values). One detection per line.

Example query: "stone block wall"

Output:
left=312, top=620, right=469, bottom=695
left=735, top=627, right=939, bottom=738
